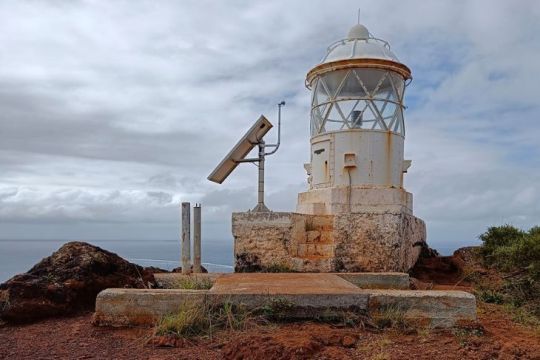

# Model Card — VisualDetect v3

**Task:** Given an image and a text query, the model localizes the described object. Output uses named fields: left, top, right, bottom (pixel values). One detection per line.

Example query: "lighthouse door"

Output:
left=311, top=140, right=330, bottom=186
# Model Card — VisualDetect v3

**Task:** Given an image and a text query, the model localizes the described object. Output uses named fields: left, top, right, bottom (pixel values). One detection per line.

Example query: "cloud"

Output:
left=0, top=0, right=539, bottom=254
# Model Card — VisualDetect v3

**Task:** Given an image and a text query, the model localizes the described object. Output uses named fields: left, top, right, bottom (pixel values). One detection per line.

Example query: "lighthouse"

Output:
left=231, top=21, right=426, bottom=273
left=297, top=23, right=413, bottom=216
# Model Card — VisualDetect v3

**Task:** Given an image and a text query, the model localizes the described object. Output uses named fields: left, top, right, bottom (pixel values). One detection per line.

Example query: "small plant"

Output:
left=372, top=305, right=410, bottom=331
left=370, top=338, right=393, bottom=360
left=417, top=326, right=431, bottom=342
left=212, top=302, right=252, bottom=332
left=154, top=300, right=253, bottom=339
left=156, top=301, right=209, bottom=337
left=258, top=297, right=296, bottom=320
left=173, top=276, right=213, bottom=290
left=452, top=324, right=485, bottom=347
left=476, top=289, right=504, bottom=304
left=42, top=273, right=58, bottom=284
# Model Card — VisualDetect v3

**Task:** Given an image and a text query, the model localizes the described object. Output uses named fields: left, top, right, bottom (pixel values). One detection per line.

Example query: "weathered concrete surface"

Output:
left=94, top=274, right=475, bottom=328
left=297, top=186, right=413, bottom=215
left=92, top=289, right=206, bottom=327
left=368, top=289, right=477, bottom=328
left=209, top=273, right=360, bottom=294
left=336, top=272, right=409, bottom=289
left=232, top=211, right=426, bottom=272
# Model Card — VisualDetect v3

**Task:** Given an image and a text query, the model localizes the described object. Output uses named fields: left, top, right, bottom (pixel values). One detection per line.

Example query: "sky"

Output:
left=0, top=0, right=539, bottom=254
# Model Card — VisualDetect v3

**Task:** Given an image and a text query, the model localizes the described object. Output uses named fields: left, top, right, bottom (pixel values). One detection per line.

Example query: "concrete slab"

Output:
left=336, top=272, right=409, bottom=289
left=93, top=288, right=207, bottom=327
left=209, top=273, right=359, bottom=295
left=368, top=289, right=477, bottom=327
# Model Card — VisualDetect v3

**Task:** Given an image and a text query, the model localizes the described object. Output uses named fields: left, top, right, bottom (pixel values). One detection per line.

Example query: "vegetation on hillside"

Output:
left=476, top=225, right=540, bottom=326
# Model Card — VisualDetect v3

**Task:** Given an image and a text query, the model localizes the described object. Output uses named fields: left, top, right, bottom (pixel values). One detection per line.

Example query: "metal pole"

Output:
left=258, top=141, right=265, bottom=208
left=193, top=204, right=202, bottom=273
left=181, top=202, right=191, bottom=274
left=252, top=141, right=270, bottom=212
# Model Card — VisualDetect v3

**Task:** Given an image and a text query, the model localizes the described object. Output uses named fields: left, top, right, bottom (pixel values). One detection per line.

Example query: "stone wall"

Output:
left=333, top=212, right=425, bottom=272
left=232, top=211, right=426, bottom=273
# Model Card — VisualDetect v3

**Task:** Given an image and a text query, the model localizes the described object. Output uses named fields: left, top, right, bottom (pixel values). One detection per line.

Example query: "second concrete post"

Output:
left=193, top=204, right=202, bottom=273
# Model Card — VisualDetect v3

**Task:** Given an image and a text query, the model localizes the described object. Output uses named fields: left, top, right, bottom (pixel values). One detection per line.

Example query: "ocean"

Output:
left=0, top=239, right=234, bottom=283
left=0, top=239, right=459, bottom=283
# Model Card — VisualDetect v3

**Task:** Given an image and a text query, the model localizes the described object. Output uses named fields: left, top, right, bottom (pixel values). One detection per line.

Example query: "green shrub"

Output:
left=476, top=289, right=504, bottom=304
left=479, top=225, right=540, bottom=280
left=156, top=302, right=209, bottom=337
left=478, top=225, right=540, bottom=327
left=372, top=305, right=411, bottom=331
left=155, top=301, right=251, bottom=338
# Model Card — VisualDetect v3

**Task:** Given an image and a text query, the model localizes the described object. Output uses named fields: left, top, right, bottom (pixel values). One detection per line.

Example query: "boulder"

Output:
left=0, top=241, right=156, bottom=323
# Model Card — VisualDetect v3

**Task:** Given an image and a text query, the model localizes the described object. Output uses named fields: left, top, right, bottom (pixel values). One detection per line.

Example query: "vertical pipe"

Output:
left=193, top=204, right=202, bottom=273
left=181, top=202, right=191, bottom=274
left=257, top=141, right=265, bottom=209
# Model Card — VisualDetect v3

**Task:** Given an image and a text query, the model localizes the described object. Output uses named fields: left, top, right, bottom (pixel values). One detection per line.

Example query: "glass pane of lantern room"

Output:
left=337, top=70, right=366, bottom=98
left=314, top=78, right=330, bottom=106
left=354, top=69, right=386, bottom=95
left=321, top=70, right=348, bottom=98
left=389, top=73, right=405, bottom=102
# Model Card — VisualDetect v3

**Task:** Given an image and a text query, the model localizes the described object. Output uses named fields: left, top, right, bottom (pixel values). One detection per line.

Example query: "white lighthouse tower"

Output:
left=232, top=21, right=426, bottom=273
left=297, top=23, right=413, bottom=216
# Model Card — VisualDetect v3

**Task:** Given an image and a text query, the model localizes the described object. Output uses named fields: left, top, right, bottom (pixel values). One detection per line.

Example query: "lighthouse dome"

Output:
left=320, top=24, right=400, bottom=64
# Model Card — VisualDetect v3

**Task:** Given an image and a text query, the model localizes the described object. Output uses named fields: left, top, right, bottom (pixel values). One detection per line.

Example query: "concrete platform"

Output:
left=94, top=273, right=476, bottom=328
left=209, top=273, right=361, bottom=294
left=154, top=272, right=410, bottom=290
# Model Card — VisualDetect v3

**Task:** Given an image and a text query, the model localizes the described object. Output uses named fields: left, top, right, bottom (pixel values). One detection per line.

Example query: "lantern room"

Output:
left=298, top=23, right=414, bottom=215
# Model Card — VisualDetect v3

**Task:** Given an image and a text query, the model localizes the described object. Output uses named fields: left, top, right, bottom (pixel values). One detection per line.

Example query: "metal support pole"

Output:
left=258, top=141, right=265, bottom=208
left=193, top=204, right=202, bottom=273
left=181, top=202, right=191, bottom=274
left=252, top=141, right=269, bottom=212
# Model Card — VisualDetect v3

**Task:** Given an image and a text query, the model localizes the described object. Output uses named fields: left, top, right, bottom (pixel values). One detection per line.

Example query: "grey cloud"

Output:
left=0, top=0, right=539, bottom=252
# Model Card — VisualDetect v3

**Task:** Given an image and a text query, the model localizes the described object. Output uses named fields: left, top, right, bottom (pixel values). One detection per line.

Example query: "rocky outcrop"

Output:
left=410, top=246, right=482, bottom=286
left=0, top=241, right=156, bottom=323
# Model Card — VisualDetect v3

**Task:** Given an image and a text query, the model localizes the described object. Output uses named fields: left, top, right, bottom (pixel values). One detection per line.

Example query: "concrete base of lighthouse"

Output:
left=232, top=200, right=426, bottom=273
left=296, top=186, right=414, bottom=215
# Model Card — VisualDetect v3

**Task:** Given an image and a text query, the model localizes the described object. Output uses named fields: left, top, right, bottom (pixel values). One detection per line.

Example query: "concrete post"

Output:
left=181, top=202, right=191, bottom=274
left=193, top=204, right=202, bottom=273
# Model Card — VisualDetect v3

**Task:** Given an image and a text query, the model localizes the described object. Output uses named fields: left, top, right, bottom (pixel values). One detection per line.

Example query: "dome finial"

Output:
left=348, top=8, right=369, bottom=40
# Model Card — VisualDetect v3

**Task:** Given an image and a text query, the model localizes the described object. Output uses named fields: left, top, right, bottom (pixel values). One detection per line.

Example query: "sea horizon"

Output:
left=0, top=238, right=235, bottom=283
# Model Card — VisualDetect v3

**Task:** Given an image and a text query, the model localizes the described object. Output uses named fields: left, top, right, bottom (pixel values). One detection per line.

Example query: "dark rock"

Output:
left=416, top=242, right=440, bottom=259
left=0, top=241, right=156, bottom=323
left=144, top=266, right=170, bottom=274
left=235, top=253, right=262, bottom=273
left=171, top=265, right=208, bottom=273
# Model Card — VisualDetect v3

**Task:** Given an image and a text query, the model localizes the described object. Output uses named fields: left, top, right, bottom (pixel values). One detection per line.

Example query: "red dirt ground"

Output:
left=2, top=248, right=539, bottom=359
left=1, top=302, right=539, bottom=360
